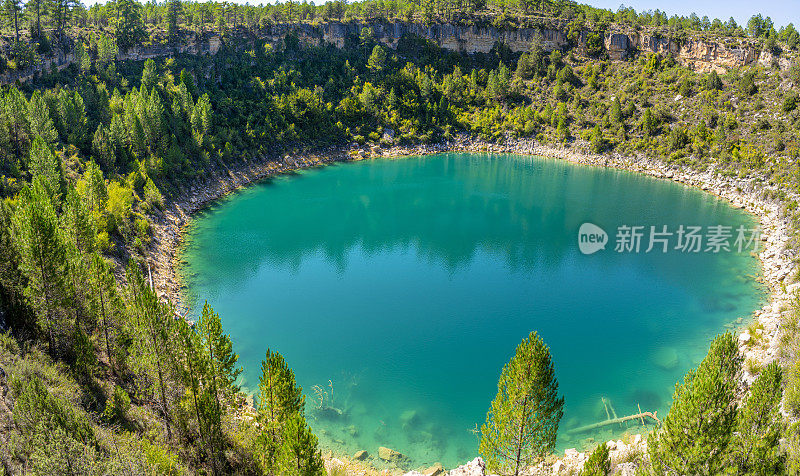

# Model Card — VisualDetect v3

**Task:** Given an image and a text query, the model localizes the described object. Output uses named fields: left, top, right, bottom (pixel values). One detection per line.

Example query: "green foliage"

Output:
left=581, top=442, right=610, bottom=476
left=706, top=70, right=723, bottom=91
left=11, top=177, right=70, bottom=355
left=480, top=331, right=564, bottom=476
left=115, top=0, right=147, bottom=50
left=367, top=45, right=387, bottom=75
left=10, top=374, right=95, bottom=449
left=585, top=31, right=605, bottom=58
left=102, top=385, right=131, bottom=424
left=648, top=332, right=741, bottom=474
left=276, top=413, right=325, bottom=476
left=256, top=348, right=305, bottom=471
left=728, top=362, right=785, bottom=473
left=143, top=177, right=163, bottom=210
left=783, top=92, right=798, bottom=113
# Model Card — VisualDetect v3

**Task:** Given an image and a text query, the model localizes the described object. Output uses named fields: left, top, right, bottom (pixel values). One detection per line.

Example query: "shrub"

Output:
left=581, top=442, right=610, bottom=476
left=102, top=385, right=131, bottom=424
left=783, top=92, right=799, bottom=113
left=143, top=178, right=163, bottom=210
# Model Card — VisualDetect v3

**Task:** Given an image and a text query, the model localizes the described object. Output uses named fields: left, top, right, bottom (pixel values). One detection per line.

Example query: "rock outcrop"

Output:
left=260, top=20, right=768, bottom=72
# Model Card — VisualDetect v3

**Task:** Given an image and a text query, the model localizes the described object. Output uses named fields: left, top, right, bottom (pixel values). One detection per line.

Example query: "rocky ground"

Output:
left=149, top=135, right=796, bottom=476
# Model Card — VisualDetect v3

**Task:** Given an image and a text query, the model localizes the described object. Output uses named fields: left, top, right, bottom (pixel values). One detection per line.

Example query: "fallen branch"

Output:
left=566, top=411, right=661, bottom=435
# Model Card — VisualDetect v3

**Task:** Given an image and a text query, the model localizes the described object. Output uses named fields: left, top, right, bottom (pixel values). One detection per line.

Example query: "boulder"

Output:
left=423, top=462, right=445, bottom=476
left=353, top=450, right=368, bottom=461
left=652, top=346, right=679, bottom=370
left=448, top=457, right=486, bottom=476
left=400, top=409, right=420, bottom=430
left=739, top=332, right=751, bottom=344
left=379, top=446, right=406, bottom=463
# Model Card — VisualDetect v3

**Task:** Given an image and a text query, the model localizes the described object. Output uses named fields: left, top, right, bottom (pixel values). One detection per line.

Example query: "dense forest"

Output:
left=0, top=0, right=798, bottom=474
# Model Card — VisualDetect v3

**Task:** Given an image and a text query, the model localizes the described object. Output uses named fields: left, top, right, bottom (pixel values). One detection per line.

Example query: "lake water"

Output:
left=177, top=153, right=765, bottom=470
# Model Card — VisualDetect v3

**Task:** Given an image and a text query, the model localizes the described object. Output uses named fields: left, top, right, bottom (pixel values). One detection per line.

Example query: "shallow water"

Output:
left=178, top=153, right=765, bottom=470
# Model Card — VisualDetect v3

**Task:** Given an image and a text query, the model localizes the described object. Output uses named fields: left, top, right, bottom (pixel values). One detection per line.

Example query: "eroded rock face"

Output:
left=258, top=21, right=764, bottom=73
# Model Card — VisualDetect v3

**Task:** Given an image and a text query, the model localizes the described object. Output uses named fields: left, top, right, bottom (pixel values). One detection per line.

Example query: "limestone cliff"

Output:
left=0, top=19, right=776, bottom=84
left=262, top=20, right=770, bottom=72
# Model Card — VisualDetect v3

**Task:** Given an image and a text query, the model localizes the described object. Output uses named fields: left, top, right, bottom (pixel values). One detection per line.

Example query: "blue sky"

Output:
left=587, top=1, right=798, bottom=27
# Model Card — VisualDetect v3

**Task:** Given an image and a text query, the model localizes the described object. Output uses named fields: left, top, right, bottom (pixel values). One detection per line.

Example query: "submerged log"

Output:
left=566, top=410, right=661, bottom=435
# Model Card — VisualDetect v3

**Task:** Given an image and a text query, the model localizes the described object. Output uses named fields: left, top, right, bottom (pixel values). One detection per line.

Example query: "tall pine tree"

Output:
left=480, top=331, right=564, bottom=476
left=649, top=332, right=741, bottom=474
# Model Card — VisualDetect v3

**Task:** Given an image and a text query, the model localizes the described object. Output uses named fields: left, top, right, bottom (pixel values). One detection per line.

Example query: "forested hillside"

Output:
left=0, top=0, right=798, bottom=474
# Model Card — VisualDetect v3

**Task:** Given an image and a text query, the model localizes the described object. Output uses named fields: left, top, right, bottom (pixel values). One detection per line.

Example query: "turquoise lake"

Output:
left=177, top=153, right=765, bottom=470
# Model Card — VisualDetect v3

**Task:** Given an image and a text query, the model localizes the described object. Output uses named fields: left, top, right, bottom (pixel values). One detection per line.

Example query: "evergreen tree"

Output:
left=124, top=260, right=178, bottom=441
left=728, top=362, right=785, bottom=473
left=115, top=0, right=146, bottom=50
left=580, top=442, right=609, bottom=476
left=11, top=177, right=70, bottom=355
left=196, top=302, right=241, bottom=472
left=276, top=413, right=325, bottom=476
left=141, top=58, right=158, bottom=92
left=256, top=348, right=304, bottom=471
left=27, top=136, right=63, bottom=198
left=706, top=70, right=723, bottom=91
left=648, top=332, right=741, bottom=474
left=167, top=0, right=182, bottom=44
left=4, top=0, right=21, bottom=42
left=177, top=317, right=220, bottom=476
left=3, top=87, right=31, bottom=162
left=366, top=44, right=386, bottom=75
left=28, top=91, right=59, bottom=145
left=610, top=97, right=622, bottom=125
left=479, top=331, right=564, bottom=476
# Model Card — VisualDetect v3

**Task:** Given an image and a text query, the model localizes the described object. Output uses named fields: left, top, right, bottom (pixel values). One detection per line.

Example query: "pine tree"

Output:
left=177, top=317, right=220, bottom=476
left=256, top=348, right=304, bottom=471
left=115, top=0, right=146, bottom=50
left=366, top=45, right=386, bottom=75
left=191, top=94, right=213, bottom=148
left=276, top=413, right=325, bottom=476
left=581, top=442, right=609, bottom=476
left=141, top=58, right=158, bottom=92
left=124, top=260, right=178, bottom=441
left=3, top=87, right=31, bottom=162
left=648, top=332, right=741, bottom=474
left=61, top=186, right=96, bottom=331
left=27, top=136, right=63, bottom=199
left=480, top=331, right=564, bottom=476
left=5, top=0, right=21, bottom=42
left=89, top=252, right=119, bottom=366
left=11, top=177, right=70, bottom=356
left=28, top=91, right=59, bottom=145
left=167, top=0, right=182, bottom=44
left=728, top=362, right=785, bottom=473
left=196, top=302, right=242, bottom=472
left=610, top=97, right=622, bottom=125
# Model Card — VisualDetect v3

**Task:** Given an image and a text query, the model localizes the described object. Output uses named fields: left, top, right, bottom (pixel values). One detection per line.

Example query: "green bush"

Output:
left=581, top=442, right=610, bottom=476
left=102, top=385, right=131, bottom=424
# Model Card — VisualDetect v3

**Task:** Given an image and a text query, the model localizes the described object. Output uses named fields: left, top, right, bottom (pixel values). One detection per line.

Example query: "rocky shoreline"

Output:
left=149, top=135, right=796, bottom=476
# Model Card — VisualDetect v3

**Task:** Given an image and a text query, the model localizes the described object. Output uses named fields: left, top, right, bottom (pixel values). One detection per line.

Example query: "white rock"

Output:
left=449, top=457, right=486, bottom=476
left=739, top=332, right=751, bottom=343
left=564, top=448, right=579, bottom=458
